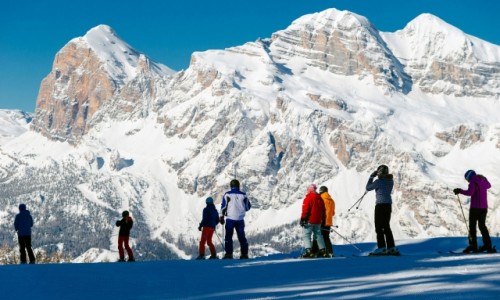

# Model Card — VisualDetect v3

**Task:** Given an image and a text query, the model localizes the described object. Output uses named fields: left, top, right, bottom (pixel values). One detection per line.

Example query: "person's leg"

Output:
left=123, top=236, right=134, bottom=260
left=321, top=226, right=333, bottom=254
left=25, top=236, right=36, bottom=263
left=312, top=225, right=325, bottom=250
left=381, top=205, right=395, bottom=248
left=302, top=224, right=313, bottom=249
left=477, top=209, right=492, bottom=249
left=468, top=209, right=479, bottom=249
left=18, top=236, right=27, bottom=264
left=118, top=236, right=125, bottom=260
left=224, top=219, right=235, bottom=255
left=199, top=229, right=208, bottom=256
left=374, top=205, right=386, bottom=248
left=205, top=227, right=217, bottom=256
left=234, top=220, right=249, bottom=257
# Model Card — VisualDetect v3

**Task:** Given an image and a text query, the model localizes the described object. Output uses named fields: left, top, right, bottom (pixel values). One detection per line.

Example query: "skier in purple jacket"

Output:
left=454, top=170, right=495, bottom=253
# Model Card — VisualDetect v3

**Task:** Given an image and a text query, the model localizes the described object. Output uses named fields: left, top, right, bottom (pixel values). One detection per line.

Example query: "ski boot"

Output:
left=387, top=247, right=401, bottom=256
left=369, top=248, right=388, bottom=256
left=300, top=248, right=316, bottom=258
left=317, top=249, right=331, bottom=258
left=462, top=245, right=478, bottom=253
left=222, top=253, right=233, bottom=259
left=478, top=245, right=497, bottom=253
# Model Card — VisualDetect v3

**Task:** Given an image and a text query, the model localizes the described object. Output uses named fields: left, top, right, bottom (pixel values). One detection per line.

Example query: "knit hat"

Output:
left=307, top=184, right=317, bottom=193
left=464, top=170, right=476, bottom=181
left=206, top=197, right=214, bottom=204
left=19, top=204, right=26, bottom=211
left=319, top=186, right=328, bottom=193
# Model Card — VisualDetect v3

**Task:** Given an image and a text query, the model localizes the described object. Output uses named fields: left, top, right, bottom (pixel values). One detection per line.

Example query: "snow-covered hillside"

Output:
left=0, top=237, right=499, bottom=300
left=0, top=8, right=499, bottom=261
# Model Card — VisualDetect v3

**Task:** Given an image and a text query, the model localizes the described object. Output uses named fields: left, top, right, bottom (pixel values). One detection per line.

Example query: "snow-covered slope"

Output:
left=0, top=8, right=499, bottom=261
left=0, top=237, right=498, bottom=300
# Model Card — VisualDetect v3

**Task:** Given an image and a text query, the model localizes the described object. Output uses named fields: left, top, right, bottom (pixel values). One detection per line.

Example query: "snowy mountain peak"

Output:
left=270, top=8, right=410, bottom=93
left=69, top=24, right=174, bottom=82
left=292, top=8, right=373, bottom=31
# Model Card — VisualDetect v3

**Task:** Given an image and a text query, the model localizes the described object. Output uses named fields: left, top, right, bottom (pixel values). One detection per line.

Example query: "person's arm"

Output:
left=459, top=182, right=476, bottom=196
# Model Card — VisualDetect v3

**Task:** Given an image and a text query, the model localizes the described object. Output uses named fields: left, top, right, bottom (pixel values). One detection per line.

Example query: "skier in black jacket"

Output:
left=116, top=210, right=135, bottom=262
left=14, top=204, right=36, bottom=264
left=196, top=197, right=220, bottom=259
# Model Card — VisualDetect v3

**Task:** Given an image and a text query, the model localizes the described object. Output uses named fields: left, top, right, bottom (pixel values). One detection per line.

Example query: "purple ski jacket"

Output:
left=458, top=174, right=491, bottom=209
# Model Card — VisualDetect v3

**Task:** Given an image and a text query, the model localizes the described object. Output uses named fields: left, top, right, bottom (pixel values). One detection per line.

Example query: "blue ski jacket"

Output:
left=199, top=203, right=219, bottom=229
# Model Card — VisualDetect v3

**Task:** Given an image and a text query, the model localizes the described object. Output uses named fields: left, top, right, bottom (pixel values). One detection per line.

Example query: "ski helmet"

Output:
left=19, top=203, right=26, bottom=211
left=206, top=197, right=214, bottom=204
left=122, top=210, right=129, bottom=218
left=377, top=165, right=389, bottom=175
left=319, top=186, right=328, bottom=193
left=230, top=179, right=240, bottom=188
left=464, top=170, right=476, bottom=181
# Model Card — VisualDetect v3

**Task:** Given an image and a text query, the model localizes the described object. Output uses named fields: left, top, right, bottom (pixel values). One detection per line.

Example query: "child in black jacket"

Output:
left=116, top=210, right=135, bottom=262
left=196, top=197, right=219, bottom=259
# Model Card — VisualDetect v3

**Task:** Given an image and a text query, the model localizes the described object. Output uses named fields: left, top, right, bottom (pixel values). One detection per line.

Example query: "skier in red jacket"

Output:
left=300, top=184, right=329, bottom=258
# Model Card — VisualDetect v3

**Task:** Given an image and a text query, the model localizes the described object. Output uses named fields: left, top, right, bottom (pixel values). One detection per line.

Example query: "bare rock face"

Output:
left=382, top=14, right=500, bottom=98
left=32, top=42, right=116, bottom=142
left=31, top=25, right=174, bottom=144
left=269, top=9, right=411, bottom=93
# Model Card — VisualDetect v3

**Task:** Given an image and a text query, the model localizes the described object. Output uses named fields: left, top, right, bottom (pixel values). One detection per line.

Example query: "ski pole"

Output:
left=331, top=228, right=362, bottom=252
left=214, top=229, right=225, bottom=252
left=348, top=191, right=368, bottom=212
left=455, top=194, right=471, bottom=242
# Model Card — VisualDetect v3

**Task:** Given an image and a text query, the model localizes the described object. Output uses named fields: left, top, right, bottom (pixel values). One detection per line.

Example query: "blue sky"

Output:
left=1, top=0, right=498, bottom=112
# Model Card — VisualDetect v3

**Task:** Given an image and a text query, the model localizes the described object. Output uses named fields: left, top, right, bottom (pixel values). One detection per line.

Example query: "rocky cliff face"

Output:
left=382, top=14, right=500, bottom=97
left=269, top=9, right=411, bottom=94
left=31, top=25, right=174, bottom=144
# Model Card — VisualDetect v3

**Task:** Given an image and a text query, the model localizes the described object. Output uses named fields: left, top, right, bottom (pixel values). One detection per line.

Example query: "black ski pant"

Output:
left=468, top=208, right=491, bottom=249
left=374, top=204, right=395, bottom=249
left=18, top=235, right=36, bottom=264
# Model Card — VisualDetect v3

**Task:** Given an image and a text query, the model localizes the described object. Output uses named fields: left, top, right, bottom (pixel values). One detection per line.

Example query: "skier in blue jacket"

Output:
left=220, top=179, right=251, bottom=259
left=14, top=204, right=36, bottom=264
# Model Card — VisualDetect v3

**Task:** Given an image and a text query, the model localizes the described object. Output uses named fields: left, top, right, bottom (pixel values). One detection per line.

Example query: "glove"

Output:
left=300, top=219, right=307, bottom=227
left=370, top=171, right=378, bottom=178
left=198, top=225, right=202, bottom=231
left=453, top=188, right=461, bottom=195
left=219, top=216, right=225, bottom=225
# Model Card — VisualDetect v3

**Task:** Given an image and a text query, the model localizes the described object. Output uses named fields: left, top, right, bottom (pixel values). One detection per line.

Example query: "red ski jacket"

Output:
left=301, top=192, right=325, bottom=225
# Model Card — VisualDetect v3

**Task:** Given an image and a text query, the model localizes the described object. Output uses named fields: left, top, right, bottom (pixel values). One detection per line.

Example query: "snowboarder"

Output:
left=220, top=179, right=251, bottom=259
left=366, top=165, right=399, bottom=256
left=116, top=210, right=135, bottom=262
left=196, top=197, right=220, bottom=259
left=453, top=170, right=495, bottom=253
left=14, top=203, right=36, bottom=264
left=300, top=184, right=329, bottom=258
